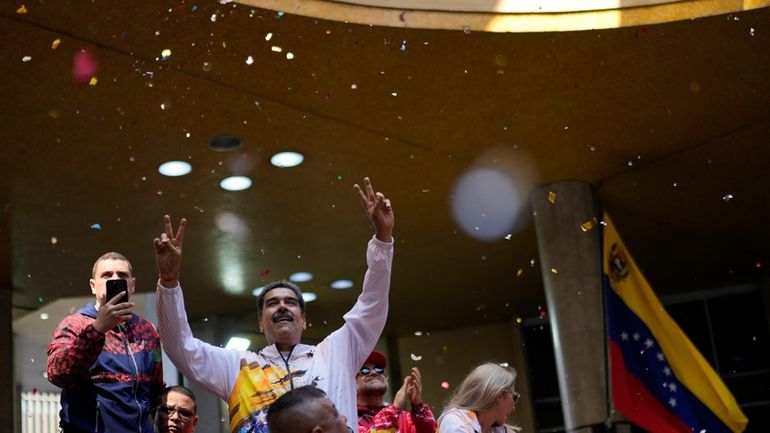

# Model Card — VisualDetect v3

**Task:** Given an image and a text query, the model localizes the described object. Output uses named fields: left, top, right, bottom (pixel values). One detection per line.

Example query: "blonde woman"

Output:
left=438, top=363, right=521, bottom=433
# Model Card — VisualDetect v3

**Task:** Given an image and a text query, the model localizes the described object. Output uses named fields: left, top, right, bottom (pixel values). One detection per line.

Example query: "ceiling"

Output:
left=3, top=1, right=770, bottom=356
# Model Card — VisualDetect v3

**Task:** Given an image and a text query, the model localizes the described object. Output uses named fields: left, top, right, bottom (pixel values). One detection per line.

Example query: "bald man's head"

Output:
left=267, top=387, right=348, bottom=433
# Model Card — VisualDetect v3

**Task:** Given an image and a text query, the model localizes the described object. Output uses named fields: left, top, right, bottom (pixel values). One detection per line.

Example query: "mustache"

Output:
left=272, top=309, right=294, bottom=322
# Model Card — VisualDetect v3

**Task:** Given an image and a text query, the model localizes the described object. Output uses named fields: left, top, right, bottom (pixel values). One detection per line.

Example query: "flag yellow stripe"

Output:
left=603, top=213, right=747, bottom=433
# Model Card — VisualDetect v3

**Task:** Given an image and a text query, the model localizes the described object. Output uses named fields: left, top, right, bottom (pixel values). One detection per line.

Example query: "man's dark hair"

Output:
left=156, top=385, right=197, bottom=413
left=256, top=280, right=305, bottom=319
left=267, top=386, right=327, bottom=432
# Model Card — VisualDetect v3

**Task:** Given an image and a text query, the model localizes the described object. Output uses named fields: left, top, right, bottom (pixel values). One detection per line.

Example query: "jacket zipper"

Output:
left=94, top=400, right=100, bottom=432
left=121, top=324, right=144, bottom=433
left=278, top=346, right=296, bottom=390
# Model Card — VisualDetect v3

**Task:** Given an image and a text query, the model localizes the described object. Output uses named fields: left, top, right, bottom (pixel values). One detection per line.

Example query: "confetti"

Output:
left=749, top=27, right=755, bottom=36
left=51, top=39, right=61, bottom=49
left=580, top=217, right=598, bottom=232
left=245, top=55, right=254, bottom=65
left=90, top=223, right=102, bottom=230
left=530, top=259, right=536, bottom=267
left=265, top=32, right=273, bottom=41
left=271, top=46, right=283, bottom=53
left=37, top=296, right=44, bottom=303
left=22, top=55, right=32, bottom=62
left=350, top=84, right=358, bottom=89
left=160, top=49, right=172, bottom=60
left=202, top=61, right=213, bottom=72
left=72, top=50, right=98, bottom=85
left=414, top=331, right=423, bottom=336
left=50, top=236, right=58, bottom=244
left=515, top=317, right=522, bottom=324
left=400, top=40, right=407, bottom=51
left=516, top=268, right=523, bottom=277
left=260, top=269, right=270, bottom=276
left=504, top=234, right=512, bottom=240
left=210, top=13, right=217, bottom=22
left=550, top=268, right=558, bottom=274
left=722, top=194, right=734, bottom=202
left=410, top=353, right=422, bottom=361
left=17, top=4, right=27, bottom=14
left=286, top=52, right=294, bottom=60
left=548, top=191, right=556, bottom=204
left=88, top=77, right=98, bottom=86
left=441, top=381, right=450, bottom=389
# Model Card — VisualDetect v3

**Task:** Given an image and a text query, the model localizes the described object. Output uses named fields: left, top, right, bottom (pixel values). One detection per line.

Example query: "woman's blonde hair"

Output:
left=444, top=362, right=517, bottom=412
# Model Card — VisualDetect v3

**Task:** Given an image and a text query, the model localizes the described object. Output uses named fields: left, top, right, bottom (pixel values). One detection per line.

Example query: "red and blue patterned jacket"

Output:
left=358, top=401, right=437, bottom=433
left=47, top=303, right=164, bottom=433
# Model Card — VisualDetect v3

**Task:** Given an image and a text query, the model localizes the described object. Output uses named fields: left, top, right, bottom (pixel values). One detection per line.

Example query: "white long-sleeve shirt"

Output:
left=157, top=236, right=393, bottom=433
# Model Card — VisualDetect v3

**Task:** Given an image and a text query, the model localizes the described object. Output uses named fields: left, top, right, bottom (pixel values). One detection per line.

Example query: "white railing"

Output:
left=20, top=391, right=60, bottom=433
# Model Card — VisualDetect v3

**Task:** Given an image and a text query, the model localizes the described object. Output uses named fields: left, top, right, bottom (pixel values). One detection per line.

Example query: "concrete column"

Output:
left=531, top=181, right=607, bottom=433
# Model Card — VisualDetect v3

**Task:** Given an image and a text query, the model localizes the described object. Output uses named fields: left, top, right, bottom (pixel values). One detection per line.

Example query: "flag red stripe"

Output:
left=609, top=340, right=693, bottom=433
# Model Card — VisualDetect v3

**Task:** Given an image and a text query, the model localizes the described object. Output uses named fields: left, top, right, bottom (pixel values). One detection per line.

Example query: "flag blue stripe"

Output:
left=605, top=276, right=732, bottom=433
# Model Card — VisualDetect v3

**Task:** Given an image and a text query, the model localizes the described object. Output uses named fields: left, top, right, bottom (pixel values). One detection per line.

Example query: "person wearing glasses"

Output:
left=437, top=363, right=521, bottom=433
left=154, top=177, right=394, bottom=433
left=267, top=386, right=350, bottom=433
left=356, top=351, right=436, bottom=433
left=154, top=385, right=199, bottom=433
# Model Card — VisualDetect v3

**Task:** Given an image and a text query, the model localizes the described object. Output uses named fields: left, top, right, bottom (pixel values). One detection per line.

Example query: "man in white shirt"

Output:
left=154, top=177, right=394, bottom=433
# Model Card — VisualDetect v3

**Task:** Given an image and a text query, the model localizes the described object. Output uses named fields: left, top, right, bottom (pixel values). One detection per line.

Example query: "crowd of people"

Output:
left=45, top=178, right=521, bottom=433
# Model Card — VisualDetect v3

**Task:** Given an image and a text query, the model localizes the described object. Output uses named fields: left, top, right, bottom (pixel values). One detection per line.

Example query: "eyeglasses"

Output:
left=158, top=404, right=195, bottom=421
left=503, top=389, right=521, bottom=403
left=358, top=366, right=385, bottom=376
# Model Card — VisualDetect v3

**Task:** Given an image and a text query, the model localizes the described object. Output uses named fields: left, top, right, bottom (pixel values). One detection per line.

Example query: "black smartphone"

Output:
left=106, top=279, right=129, bottom=302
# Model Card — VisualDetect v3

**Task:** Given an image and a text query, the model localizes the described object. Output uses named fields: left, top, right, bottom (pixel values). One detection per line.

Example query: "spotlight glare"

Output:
left=330, top=279, right=354, bottom=289
left=270, top=151, right=304, bottom=168
left=289, top=272, right=313, bottom=283
left=158, top=160, right=192, bottom=177
left=220, top=176, right=252, bottom=191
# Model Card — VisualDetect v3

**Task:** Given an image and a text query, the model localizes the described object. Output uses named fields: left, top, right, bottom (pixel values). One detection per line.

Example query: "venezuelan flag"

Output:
left=603, top=213, right=748, bottom=433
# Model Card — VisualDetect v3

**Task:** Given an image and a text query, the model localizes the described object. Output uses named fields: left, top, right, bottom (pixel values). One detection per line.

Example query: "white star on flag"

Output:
left=669, top=383, right=677, bottom=392
left=656, top=352, right=665, bottom=361
left=668, top=397, right=677, bottom=407
left=644, top=338, right=654, bottom=348
left=620, top=331, right=629, bottom=341
left=632, top=332, right=641, bottom=341
left=663, top=367, right=672, bottom=376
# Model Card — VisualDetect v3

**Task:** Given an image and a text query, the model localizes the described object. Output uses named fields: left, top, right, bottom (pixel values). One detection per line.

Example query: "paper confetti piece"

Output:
left=260, top=269, right=270, bottom=276
left=548, top=191, right=556, bottom=204
left=51, top=39, right=61, bottom=49
left=90, top=223, right=101, bottom=230
left=410, top=353, right=422, bottom=361
left=516, top=268, right=523, bottom=277
left=580, top=217, right=598, bottom=232
left=17, top=4, right=27, bottom=14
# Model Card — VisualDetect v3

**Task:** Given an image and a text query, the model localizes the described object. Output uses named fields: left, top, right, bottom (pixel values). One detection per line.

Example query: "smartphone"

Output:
left=106, top=279, right=129, bottom=303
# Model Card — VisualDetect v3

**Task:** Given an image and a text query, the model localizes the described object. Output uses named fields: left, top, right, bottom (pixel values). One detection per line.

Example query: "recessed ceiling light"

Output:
left=158, top=160, right=192, bottom=177
left=207, top=135, right=243, bottom=152
left=289, top=272, right=313, bottom=283
left=40, top=313, right=50, bottom=320
left=220, top=176, right=252, bottom=191
left=330, top=279, right=354, bottom=289
left=252, top=286, right=265, bottom=297
left=225, top=336, right=251, bottom=351
left=302, top=292, right=317, bottom=303
left=270, top=151, right=304, bottom=168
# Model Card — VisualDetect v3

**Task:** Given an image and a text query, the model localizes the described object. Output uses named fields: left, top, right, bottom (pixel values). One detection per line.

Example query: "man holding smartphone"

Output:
left=47, top=252, right=164, bottom=433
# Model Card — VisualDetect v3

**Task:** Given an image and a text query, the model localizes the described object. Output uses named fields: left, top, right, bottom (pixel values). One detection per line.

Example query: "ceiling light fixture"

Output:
left=270, top=151, right=304, bottom=168
left=220, top=176, right=252, bottom=191
left=302, top=292, right=317, bottom=303
left=225, top=337, right=251, bottom=351
left=289, top=272, right=313, bottom=283
left=207, top=135, right=243, bottom=152
left=158, top=160, right=192, bottom=177
left=330, top=279, right=354, bottom=289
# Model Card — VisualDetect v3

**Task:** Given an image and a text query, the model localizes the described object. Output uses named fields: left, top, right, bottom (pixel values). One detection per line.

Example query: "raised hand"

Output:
left=153, top=215, right=186, bottom=288
left=353, top=177, right=394, bottom=242
left=393, top=376, right=409, bottom=410
left=93, top=291, right=133, bottom=333
left=405, top=367, right=423, bottom=405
